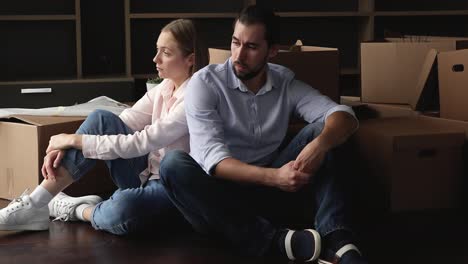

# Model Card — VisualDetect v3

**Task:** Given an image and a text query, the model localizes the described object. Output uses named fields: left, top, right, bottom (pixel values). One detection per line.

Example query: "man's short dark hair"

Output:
left=235, top=5, right=280, bottom=47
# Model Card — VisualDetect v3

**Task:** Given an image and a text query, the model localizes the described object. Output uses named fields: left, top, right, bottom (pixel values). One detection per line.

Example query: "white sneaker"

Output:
left=0, top=190, right=49, bottom=231
left=48, top=192, right=103, bottom=222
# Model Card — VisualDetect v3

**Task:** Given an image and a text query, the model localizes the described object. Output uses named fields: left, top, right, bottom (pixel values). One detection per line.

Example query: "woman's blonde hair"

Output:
left=162, top=19, right=209, bottom=76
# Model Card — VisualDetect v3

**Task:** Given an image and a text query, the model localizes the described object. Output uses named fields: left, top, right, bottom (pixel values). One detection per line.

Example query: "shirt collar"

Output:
left=226, top=58, right=274, bottom=94
left=160, top=78, right=188, bottom=102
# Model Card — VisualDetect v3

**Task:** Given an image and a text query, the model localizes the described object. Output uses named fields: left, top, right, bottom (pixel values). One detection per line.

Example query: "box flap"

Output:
left=2, top=115, right=85, bottom=126
left=438, top=49, right=468, bottom=121
left=361, top=41, right=456, bottom=104
left=300, top=46, right=337, bottom=52
left=410, top=49, right=439, bottom=111
left=208, top=48, right=231, bottom=64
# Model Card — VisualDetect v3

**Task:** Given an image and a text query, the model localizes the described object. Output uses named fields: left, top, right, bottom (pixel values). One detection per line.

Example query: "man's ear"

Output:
left=268, top=44, right=279, bottom=59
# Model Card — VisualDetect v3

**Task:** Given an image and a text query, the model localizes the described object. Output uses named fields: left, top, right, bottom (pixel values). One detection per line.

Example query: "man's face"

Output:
left=230, top=21, right=273, bottom=81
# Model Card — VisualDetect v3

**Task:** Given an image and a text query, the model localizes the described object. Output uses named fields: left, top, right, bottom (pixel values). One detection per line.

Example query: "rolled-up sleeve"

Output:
left=82, top=103, right=188, bottom=160
left=290, top=79, right=357, bottom=123
left=185, top=74, right=231, bottom=174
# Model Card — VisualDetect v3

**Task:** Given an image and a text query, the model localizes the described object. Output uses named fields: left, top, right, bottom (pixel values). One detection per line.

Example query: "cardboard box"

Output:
left=0, top=115, right=115, bottom=200
left=438, top=49, right=468, bottom=121
left=354, top=117, right=464, bottom=211
left=361, top=41, right=459, bottom=104
left=208, top=45, right=340, bottom=102
left=341, top=96, right=419, bottom=120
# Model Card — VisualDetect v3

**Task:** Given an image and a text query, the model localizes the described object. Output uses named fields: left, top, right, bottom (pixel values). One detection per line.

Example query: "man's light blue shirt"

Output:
left=185, top=58, right=356, bottom=174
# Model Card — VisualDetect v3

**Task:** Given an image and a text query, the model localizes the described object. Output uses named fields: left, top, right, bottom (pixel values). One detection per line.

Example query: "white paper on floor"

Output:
left=0, top=96, right=130, bottom=118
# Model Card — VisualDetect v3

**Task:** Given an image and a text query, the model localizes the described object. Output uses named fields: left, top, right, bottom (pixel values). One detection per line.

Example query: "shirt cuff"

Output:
left=324, top=105, right=359, bottom=132
left=202, top=144, right=231, bottom=175
left=81, top=134, right=97, bottom=158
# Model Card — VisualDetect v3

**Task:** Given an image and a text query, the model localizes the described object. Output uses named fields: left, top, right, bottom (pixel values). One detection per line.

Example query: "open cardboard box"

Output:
left=208, top=44, right=340, bottom=102
left=360, top=37, right=468, bottom=105
left=351, top=38, right=468, bottom=119
left=0, top=115, right=115, bottom=200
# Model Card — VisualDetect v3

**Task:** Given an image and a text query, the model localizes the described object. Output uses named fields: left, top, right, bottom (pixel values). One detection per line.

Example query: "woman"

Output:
left=0, top=19, right=209, bottom=235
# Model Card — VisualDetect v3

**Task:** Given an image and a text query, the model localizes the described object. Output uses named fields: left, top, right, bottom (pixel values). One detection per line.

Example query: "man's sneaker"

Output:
left=48, top=192, right=103, bottom=222
left=0, top=190, right=49, bottom=231
left=284, top=229, right=321, bottom=262
left=318, top=244, right=365, bottom=264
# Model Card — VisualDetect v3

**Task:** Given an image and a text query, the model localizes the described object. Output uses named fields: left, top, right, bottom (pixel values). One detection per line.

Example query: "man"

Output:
left=160, top=5, right=366, bottom=264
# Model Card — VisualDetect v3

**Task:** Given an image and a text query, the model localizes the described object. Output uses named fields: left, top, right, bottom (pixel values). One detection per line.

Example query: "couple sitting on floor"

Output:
left=0, top=6, right=366, bottom=264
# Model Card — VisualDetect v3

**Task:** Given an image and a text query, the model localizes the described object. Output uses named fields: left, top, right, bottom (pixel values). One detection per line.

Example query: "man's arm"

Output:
left=214, top=158, right=310, bottom=192
left=293, top=111, right=358, bottom=174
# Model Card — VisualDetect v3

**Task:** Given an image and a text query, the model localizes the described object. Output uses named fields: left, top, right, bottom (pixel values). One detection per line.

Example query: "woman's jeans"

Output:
left=159, top=122, right=351, bottom=256
left=61, top=109, right=182, bottom=235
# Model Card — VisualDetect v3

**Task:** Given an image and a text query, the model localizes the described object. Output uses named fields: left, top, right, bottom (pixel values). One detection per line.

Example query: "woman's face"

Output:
left=153, top=31, right=193, bottom=85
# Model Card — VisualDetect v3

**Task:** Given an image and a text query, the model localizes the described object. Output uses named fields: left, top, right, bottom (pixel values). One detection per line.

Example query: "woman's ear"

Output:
left=186, top=53, right=195, bottom=67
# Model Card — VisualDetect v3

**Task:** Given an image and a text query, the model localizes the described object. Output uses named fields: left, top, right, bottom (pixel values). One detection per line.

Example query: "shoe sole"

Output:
left=0, top=221, right=49, bottom=231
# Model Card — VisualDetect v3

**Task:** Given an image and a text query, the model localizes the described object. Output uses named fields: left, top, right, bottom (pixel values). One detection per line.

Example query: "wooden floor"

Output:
left=1, top=199, right=468, bottom=264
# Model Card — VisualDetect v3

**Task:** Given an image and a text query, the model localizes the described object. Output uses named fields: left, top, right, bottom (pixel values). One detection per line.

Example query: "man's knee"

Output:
left=92, top=193, right=139, bottom=235
left=302, top=122, right=324, bottom=139
left=160, top=150, right=194, bottom=187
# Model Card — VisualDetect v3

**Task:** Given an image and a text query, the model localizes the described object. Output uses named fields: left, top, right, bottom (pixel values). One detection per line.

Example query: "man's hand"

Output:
left=46, top=133, right=82, bottom=154
left=41, top=149, right=65, bottom=181
left=275, top=161, right=310, bottom=192
left=293, top=139, right=326, bottom=177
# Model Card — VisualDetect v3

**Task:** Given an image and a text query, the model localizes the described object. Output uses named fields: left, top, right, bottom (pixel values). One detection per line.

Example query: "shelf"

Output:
left=0, top=76, right=133, bottom=86
left=375, top=10, right=468, bottom=16
left=277, top=11, right=371, bottom=17
left=132, top=73, right=157, bottom=79
left=129, top=12, right=237, bottom=19
left=0, top=15, right=76, bottom=21
left=340, top=68, right=360, bottom=75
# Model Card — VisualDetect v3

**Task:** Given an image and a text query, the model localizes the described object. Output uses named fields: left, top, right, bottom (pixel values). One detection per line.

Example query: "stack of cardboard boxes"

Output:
left=348, top=37, right=468, bottom=211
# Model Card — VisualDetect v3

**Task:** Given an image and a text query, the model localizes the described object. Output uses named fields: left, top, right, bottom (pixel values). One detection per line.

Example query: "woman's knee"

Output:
left=76, top=109, right=120, bottom=135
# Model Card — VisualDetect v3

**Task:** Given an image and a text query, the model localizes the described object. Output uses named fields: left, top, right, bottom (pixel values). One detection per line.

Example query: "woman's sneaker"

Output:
left=48, top=192, right=103, bottom=222
left=0, top=190, right=49, bottom=231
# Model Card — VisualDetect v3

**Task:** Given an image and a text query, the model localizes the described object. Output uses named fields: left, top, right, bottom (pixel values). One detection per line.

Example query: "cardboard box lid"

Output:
left=1, top=115, right=85, bottom=126
left=438, top=48, right=468, bottom=121
left=360, top=41, right=456, bottom=106
left=359, top=117, right=465, bottom=151
left=386, top=36, right=468, bottom=49
left=410, top=48, right=438, bottom=110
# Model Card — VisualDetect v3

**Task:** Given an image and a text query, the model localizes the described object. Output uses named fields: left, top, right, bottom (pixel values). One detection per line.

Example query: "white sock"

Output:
left=29, top=185, right=53, bottom=208
left=75, top=204, right=91, bottom=222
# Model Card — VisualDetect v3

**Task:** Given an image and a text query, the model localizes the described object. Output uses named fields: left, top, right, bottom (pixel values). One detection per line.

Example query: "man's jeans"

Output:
left=159, top=122, right=351, bottom=256
left=61, top=109, right=182, bottom=235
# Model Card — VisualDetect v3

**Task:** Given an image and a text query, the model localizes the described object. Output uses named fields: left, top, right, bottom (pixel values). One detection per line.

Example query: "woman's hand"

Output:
left=46, top=134, right=82, bottom=154
left=41, top=149, right=65, bottom=181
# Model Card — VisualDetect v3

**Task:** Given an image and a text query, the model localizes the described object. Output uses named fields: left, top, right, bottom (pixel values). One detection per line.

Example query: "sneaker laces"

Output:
left=51, top=199, right=78, bottom=222
left=6, top=189, right=30, bottom=211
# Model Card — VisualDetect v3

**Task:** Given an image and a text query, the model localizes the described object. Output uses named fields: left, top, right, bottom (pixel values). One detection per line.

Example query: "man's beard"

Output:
left=232, top=57, right=268, bottom=81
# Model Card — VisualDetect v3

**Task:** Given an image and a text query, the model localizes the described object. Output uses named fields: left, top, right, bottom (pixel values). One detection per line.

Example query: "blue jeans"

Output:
left=159, top=122, right=351, bottom=256
left=61, top=109, right=183, bottom=235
